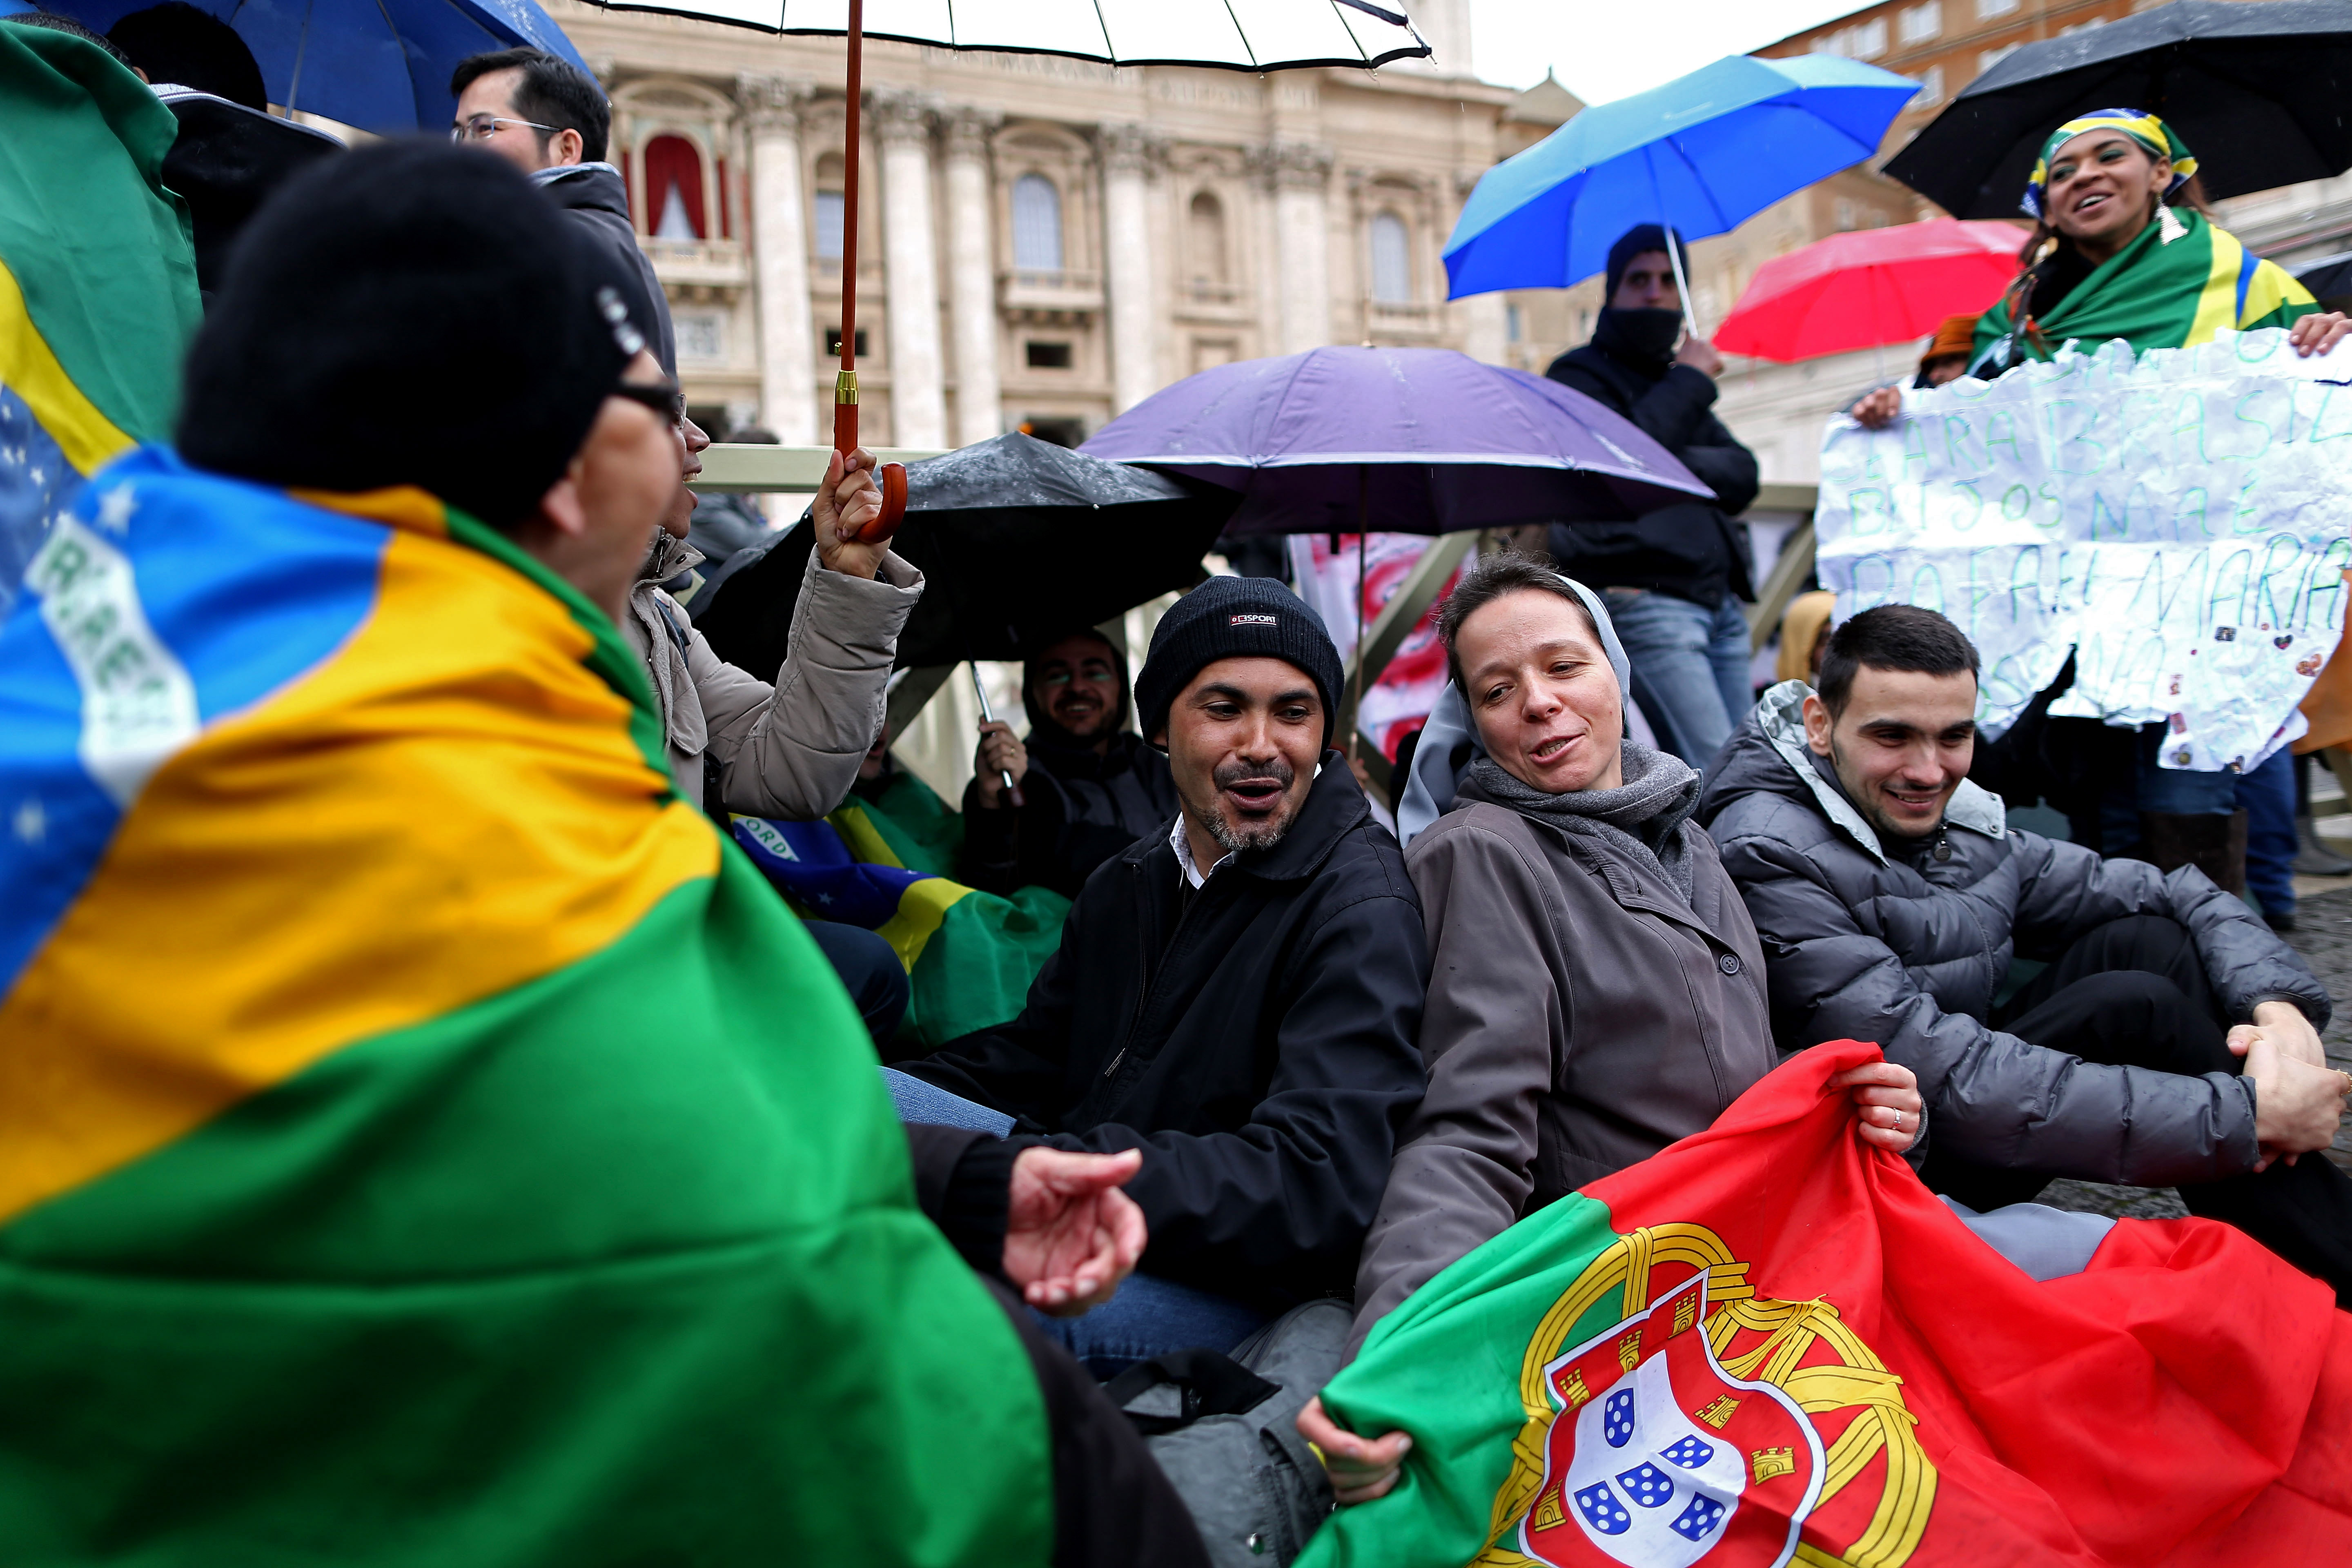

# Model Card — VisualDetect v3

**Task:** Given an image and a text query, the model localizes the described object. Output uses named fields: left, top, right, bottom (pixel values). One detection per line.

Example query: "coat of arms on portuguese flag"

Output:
left=1303, top=1041, right=2352, bottom=1568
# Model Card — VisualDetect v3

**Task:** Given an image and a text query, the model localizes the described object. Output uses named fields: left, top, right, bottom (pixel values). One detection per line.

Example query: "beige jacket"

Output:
left=621, top=535, right=922, bottom=819
left=1346, top=797, right=1774, bottom=1358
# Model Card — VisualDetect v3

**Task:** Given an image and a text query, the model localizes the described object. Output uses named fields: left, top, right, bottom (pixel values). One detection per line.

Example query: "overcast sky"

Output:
left=1466, top=0, right=1860, bottom=102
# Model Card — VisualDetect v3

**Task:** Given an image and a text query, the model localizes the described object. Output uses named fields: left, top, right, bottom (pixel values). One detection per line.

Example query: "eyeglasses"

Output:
left=451, top=113, right=559, bottom=143
left=610, top=380, right=686, bottom=426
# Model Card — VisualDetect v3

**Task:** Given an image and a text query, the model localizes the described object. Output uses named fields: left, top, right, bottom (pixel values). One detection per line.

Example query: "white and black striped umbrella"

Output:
left=584, top=0, right=1429, bottom=71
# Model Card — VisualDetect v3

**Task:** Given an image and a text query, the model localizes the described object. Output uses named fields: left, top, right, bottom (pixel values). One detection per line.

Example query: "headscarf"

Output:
left=1396, top=569, right=1631, bottom=847
left=2021, top=109, right=2197, bottom=221
left=1920, top=313, right=1978, bottom=370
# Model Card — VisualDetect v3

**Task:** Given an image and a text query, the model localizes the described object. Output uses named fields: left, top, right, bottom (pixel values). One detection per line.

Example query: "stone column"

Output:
left=1449, top=169, right=1508, bottom=363
left=739, top=74, right=817, bottom=441
left=942, top=108, right=1002, bottom=447
left=1101, top=122, right=1162, bottom=414
left=874, top=89, right=947, bottom=450
left=1257, top=142, right=1334, bottom=355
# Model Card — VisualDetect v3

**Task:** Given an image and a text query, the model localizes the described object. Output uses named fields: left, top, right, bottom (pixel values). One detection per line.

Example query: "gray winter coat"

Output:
left=1697, top=681, right=2330, bottom=1187
left=1347, top=784, right=1774, bottom=1358
left=622, top=533, right=922, bottom=818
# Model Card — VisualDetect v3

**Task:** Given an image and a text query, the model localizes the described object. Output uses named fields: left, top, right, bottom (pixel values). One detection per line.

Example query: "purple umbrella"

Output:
left=1079, top=345, right=1711, bottom=537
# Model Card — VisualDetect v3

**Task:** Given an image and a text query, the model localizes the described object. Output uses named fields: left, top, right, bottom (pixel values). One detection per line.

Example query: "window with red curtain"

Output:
left=642, top=135, right=706, bottom=240
left=715, top=156, right=731, bottom=239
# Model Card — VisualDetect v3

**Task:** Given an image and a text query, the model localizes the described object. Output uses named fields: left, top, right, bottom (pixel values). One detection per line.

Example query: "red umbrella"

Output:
left=1713, top=218, right=2025, bottom=363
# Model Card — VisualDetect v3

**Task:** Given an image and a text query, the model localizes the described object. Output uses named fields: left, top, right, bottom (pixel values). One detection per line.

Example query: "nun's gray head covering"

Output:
left=1397, top=570, right=1631, bottom=847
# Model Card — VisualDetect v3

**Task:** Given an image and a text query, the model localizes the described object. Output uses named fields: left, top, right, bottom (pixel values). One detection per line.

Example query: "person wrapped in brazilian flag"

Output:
left=1973, top=109, right=2351, bottom=369
left=0, top=140, right=1206, bottom=1568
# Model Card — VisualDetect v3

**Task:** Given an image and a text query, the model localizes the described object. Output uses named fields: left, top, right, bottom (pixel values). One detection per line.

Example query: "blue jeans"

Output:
left=2239, top=748, right=2296, bottom=917
left=1602, top=590, right=1753, bottom=770
left=880, top=1066, right=1016, bottom=1136
left=878, top=1069, right=1270, bottom=1376
left=804, top=920, right=909, bottom=1045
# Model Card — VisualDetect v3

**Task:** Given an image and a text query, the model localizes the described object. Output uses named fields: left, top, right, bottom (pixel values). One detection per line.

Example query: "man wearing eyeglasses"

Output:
left=451, top=46, right=675, bottom=375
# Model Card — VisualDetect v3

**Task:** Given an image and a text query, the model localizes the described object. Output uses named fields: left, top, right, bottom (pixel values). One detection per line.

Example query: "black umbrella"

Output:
left=693, top=432, right=1234, bottom=675
left=2297, top=250, right=2352, bottom=308
left=1884, top=0, right=2352, bottom=220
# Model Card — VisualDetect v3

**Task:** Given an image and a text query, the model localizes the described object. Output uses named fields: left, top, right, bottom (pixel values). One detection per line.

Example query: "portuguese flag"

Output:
left=1305, top=1040, right=2352, bottom=1568
left=0, top=448, right=1054, bottom=1564
left=731, top=801, right=1071, bottom=1048
left=0, top=23, right=200, bottom=612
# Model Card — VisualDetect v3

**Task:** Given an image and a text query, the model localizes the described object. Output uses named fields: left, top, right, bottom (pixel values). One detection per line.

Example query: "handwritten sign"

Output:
left=1816, top=330, right=2352, bottom=771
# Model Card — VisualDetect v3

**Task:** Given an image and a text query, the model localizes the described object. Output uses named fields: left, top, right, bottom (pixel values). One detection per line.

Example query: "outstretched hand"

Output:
left=2290, top=311, right=2352, bottom=360
left=1850, top=384, right=1905, bottom=430
left=1004, top=1147, right=1146, bottom=1316
left=1832, top=1060, right=1922, bottom=1154
left=811, top=447, right=886, bottom=581
left=1298, top=1395, right=1411, bottom=1505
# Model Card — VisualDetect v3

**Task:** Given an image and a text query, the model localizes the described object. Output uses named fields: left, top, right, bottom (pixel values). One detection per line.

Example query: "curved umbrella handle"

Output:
left=849, top=461, right=908, bottom=544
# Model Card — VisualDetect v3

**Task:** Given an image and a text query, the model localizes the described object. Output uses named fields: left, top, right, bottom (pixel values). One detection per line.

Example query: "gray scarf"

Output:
left=627, top=531, right=707, bottom=758
left=1464, top=742, right=1702, bottom=904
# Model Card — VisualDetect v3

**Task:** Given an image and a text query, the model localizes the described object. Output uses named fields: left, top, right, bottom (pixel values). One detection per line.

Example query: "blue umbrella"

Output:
left=1445, top=53, right=1921, bottom=318
left=17, top=0, right=587, bottom=132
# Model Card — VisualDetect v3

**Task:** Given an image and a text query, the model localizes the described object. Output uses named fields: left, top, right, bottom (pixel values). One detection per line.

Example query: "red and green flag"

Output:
left=0, top=448, right=1054, bottom=1564
left=0, top=22, right=199, bottom=612
left=1305, top=1040, right=2352, bottom=1568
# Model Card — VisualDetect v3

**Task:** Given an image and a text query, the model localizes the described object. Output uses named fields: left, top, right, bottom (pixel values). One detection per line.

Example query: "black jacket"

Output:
left=1544, top=327, right=1758, bottom=608
left=539, top=163, right=676, bottom=375
left=904, top=760, right=1430, bottom=1308
left=903, top=1125, right=1209, bottom=1568
left=1697, top=683, right=2330, bottom=1187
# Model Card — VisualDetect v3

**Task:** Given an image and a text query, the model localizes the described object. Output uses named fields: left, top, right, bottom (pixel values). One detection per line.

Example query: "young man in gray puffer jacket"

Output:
left=1698, top=605, right=2352, bottom=1303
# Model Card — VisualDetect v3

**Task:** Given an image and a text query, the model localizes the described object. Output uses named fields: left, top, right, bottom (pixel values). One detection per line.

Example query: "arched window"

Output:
left=644, top=134, right=706, bottom=240
left=1369, top=211, right=1411, bottom=304
left=1187, top=192, right=1227, bottom=286
left=813, top=153, right=845, bottom=261
left=1012, top=173, right=1063, bottom=272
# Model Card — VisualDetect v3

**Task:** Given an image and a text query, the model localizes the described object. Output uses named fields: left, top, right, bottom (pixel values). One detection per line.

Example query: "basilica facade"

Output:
left=551, top=0, right=1558, bottom=446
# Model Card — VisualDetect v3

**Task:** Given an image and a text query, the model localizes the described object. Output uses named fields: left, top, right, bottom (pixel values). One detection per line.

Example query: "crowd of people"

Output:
left=4, top=25, right=2352, bottom=1563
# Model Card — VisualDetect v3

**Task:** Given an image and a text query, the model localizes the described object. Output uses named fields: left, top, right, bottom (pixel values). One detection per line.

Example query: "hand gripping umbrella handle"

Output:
left=831, top=399, right=909, bottom=545
left=971, top=664, right=1024, bottom=808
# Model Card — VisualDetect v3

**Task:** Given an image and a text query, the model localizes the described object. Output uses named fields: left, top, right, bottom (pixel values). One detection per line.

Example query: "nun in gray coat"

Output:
left=1296, top=554, right=1922, bottom=1503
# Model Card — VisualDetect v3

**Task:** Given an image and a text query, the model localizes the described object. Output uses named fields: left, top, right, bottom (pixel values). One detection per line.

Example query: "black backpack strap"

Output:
left=1104, top=1348, right=1281, bottom=1437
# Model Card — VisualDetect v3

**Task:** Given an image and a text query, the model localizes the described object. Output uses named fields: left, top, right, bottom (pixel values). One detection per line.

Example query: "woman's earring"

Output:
left=2158, top=203, right=2188, bottom=244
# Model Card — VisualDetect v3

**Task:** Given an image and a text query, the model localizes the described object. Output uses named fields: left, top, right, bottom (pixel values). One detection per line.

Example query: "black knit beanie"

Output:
left=1604, top=223, right=1689, bottom=299
left=1135, top=577, right=1344, bottom=750
left=178, top=141, right=637, bottom=530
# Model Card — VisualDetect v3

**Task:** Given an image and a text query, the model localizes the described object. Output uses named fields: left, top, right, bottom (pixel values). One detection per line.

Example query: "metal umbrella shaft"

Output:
left=971, top=664, right=1025, bottom=808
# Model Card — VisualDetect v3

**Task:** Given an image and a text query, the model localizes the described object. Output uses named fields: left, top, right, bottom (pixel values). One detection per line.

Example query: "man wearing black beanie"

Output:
left=898, top=573, right=1429, bottom=1383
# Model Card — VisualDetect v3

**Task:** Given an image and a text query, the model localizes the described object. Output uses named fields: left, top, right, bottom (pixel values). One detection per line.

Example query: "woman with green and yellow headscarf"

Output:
left=1971, top=108, right=2350, bottom=370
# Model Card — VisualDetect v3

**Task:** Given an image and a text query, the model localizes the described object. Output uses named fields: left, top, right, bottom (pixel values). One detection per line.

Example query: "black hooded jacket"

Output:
left=1543, top=312, right=1759, bottom=608
left=905, top=760, right=1429, bottom=1309
left=960, top=635, right=1181, bottom=898
left=538, top=162, right=676, bottom=375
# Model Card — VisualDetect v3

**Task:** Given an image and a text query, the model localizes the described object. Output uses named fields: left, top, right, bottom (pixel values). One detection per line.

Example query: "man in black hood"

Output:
left=1544, top=224, right=1759, bottom=770
left=450, top=47, right=676, bottom=376
left=961, top=627, right=1181, bottom=898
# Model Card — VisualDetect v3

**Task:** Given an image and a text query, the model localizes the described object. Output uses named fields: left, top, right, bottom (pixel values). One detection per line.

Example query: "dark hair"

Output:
left=1817, top=605, right=1979, bottom=715
left=108, top=2, right=264, bottom=109
left=5, top=12, right=133, bottom=65
left=1435, top=552, right=1602, bottom=689
left=450, top=47, right=608, bottom=163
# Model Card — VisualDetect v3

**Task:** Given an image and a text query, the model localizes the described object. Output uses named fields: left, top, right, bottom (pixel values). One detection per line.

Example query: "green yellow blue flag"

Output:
left=731, top=792, right=1071, bottom=1047
left=0, top=23, right=200, bottom=615
left=0, top=447, right=1054, bottom=1564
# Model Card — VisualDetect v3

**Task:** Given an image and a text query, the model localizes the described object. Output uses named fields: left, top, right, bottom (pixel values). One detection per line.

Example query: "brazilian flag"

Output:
left=0, top=448, right=1054, bottom=1564
left=0, top=23, right=200, bottom=615
left=732, top=789, right=1071, bottom=1048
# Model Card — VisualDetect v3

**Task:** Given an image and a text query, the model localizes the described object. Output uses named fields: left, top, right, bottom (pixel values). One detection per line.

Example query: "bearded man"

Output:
left=962, top=627, right=1179, bottom=898
left=895, top=577, right=1430, bottom=1372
